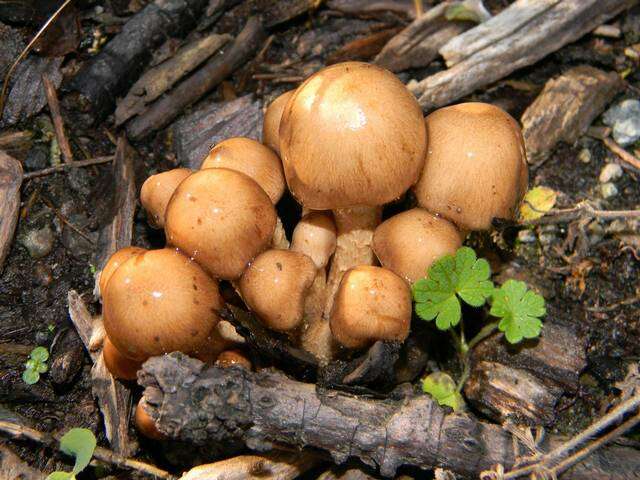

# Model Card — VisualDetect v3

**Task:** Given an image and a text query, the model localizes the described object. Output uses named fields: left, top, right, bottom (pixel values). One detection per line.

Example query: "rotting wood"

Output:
left=409, top=0, right=636, bottom=111
left=326, top=0, right=416, bottom=19
left=375, top=2, right=472, bottom=72
left=521, top=66, right=624, bottom=165
left=261, top=0, right=324, bottom=28
left=140, top=352, right=640, bottom=479
left=115, top=33, right=232, bottom=126
left=0, top=150, right=22, bottom=272
left=0, top=445, right=45, bottom=480
left=127, top=17, right=265, bottom=140
left=328, top=28, right=400, bottom=65
left=69, top=0, right=209, bottom=120
left=42, top=72, right=73, bottom=163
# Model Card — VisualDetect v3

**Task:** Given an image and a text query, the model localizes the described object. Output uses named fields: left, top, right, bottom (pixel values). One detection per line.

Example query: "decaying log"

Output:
left=140, top=353, right=640, bottom=479
left=127, top=17, right=265, bottom=140
left=70, top=0, right=209, bottom=120
left=521, top=65, right=624, bottom=164
left=0, top=151, right=22, bottom=272
left=179, top=451, right=320, bottom=480
left=173, top=94, right=263, bottom=169
left=0, top=445, right=45, bottom=480
left=409, top=0, right=635, bottom=110
left=375, top=2, right=472, bottom=72
left=115, top=33, right=232, bottom=126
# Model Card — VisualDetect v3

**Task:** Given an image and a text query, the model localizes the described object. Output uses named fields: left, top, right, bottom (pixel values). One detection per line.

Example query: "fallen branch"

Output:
left=603, top=136, right=640, bottom=171
left=42, top=72, right=73, bottom=163
left=409, top=0, right=635, bottom=110
left=139, top=352, right=640, bottom=479
left=23, top=155, right=114, bottom=180
left=522, top=202, right=640, bottom=226
left=0, top=420, right=175, bottom=479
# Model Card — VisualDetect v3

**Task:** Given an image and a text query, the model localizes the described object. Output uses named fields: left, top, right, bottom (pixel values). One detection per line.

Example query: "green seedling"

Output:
left=46, top=428, right=97, bottom=480
left=22, top=346, right=49, bottom=385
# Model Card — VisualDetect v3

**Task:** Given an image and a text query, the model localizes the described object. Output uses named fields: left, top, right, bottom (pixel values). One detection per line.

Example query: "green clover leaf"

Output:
left=22, top=369, right=40, bottom=385
left=59, top=428, right=97, bottom=475
left=490, top=280, right=546, bottom=343
left=30, top=346, right=49, bottom=362
left=422, top=372, right=464, bottom=411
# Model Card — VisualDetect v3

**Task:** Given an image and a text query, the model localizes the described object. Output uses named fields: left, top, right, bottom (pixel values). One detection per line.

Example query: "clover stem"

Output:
left=467, top=321, right=499, bottom=351
left=456, top=359, right=471, bottom=392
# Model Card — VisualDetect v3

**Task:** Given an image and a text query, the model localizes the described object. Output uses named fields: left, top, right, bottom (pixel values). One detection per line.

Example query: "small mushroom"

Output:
left=135, top=398, right=166, bottom=440
left=102, top=248, right=224, bottom=361
left=239, top=249, right=316, bottom=332
left=263, top=90, right=294, bottom=155
left=98, top=246, right=145, bottom=298
left=140, top=168, right=191, bottom=228
left=102, top=336, right=142, bottom=381
left=373, top=208, right=463, bottom=284
left=279, top=62, right=427, bottom=318
left=414, top=102, right=528, bottom=231
left=215, top=349, right=252, bottom=370
left=330, top=265, right=411, bottom=349
left=165, top=168, right=277, bottom=280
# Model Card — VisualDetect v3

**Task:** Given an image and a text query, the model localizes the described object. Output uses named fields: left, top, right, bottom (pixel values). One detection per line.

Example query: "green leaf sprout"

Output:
left=422, top=372, right=464, bottom=411
left=45, top=428, right=97, bottom=480
left=22, top=346, right=49, bottom=385
left=490, top=280, right=546, bottom=344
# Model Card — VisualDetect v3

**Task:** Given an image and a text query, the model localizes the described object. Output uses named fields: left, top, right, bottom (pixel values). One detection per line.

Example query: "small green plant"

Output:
left=413, top=247, right=546, bottom=410
left=46, top=428, right=97, bottom=480
left=23, top=346, right=49, bottom=385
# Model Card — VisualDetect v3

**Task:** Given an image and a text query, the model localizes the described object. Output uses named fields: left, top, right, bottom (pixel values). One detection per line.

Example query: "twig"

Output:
left=23, top=155, right=113, bottom=179
left=0, top=420, right=176, bottom=479
left=522, top=202, right=640, bottom=225
left=41, top=196, right=95, bottom=245
left=0, top=0, right=74, bottom=119
left=42, top=73, right=73, bottom=163
left=602, top=136, right=640, bottom=171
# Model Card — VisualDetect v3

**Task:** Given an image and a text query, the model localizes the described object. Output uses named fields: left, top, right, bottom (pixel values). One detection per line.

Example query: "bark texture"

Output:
left=0, top=150, right=22, bottom=272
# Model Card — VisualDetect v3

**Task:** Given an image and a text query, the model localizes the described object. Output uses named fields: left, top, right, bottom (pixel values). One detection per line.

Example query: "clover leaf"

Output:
left=23, top=346, right=49, bottom=385
left=45, top=428, right=97, bottom=480
left=422, top=372, right=464, bottom=411
left=413, top=247, right=494, bottom=330
left=490, top=280, right=546, bottom=343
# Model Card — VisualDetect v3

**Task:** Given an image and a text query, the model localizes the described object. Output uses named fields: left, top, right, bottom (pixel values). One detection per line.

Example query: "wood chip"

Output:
left=0, top=445, right=44, bottom=480
left=0, top=150, right=22, bottom=272
left=326, top=0, right=416, bottom=19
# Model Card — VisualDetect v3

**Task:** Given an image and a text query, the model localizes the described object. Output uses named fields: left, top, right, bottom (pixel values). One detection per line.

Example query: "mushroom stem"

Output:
left=323, top=206, right=382, bottom=319
left=299, top=271, right=337, bottom=363
left=272, top=216, right=289, bottom=249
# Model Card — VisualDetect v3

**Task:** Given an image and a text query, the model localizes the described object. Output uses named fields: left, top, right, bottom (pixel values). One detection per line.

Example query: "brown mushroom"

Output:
left=239, top=249, right=316, bottom=332
left=414, top=102, right=528, bottom=231
left=330, top=265, right=411, bottom=349
left=215, top=349, right=252, bottom=370
left=373, top=208, right=463, bottom=284
left=102, top=336, right=142, bottom=381
left=140, top=168, right=191, bottom=228
left=263, top=90, right=294, bottom=155
left=279, top=62, right=427, bottom=318
left=135, top=398, right=166, bottom=440
left=98, top=246, right=145, bottom=298
left=165, top=168, right=277, bottom=280
left=102, top=247, right=224, bottom=361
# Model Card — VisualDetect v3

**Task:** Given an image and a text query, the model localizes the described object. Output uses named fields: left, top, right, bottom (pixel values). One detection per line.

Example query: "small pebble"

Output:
left=603, top=99, right=640, bottom=146
left=21, top=225, right=55, bottom=259
left=517, top=229, right=536, bottom=243
left=599, top=163, right=623, bottom=183
left=600, top=182, right=618, bottom=199
left=34, top=263, right=53, bottom=286
left=578, top=148, right=591, bottom=163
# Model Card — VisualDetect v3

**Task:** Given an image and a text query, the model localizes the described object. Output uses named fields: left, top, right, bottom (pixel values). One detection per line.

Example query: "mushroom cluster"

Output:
left=99, top=61, right=528, bottom=379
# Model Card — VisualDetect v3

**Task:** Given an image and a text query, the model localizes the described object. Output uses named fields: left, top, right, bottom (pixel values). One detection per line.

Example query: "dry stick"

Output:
left=0, top=420, right=175, bottom=480
left=41, top=196, right=95, bottom=245
left=23, top=155, right=114, bottom=179
left=602, top=136, right=640, bottom=170
left=0, top=0, right=74, bottom=119
left=42, top=73, right=73, bottom=163
left=522, top=202, right=640, bottom=226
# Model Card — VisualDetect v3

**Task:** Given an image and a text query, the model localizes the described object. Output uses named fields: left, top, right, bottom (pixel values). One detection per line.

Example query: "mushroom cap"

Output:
left=290, top=211, right=337, bottom=270
left=140, top=168, right=192, bottom=228
left=413, top=102, right=528, bottom=231
left=239, top=249, right=316, bottom=332
left=215, top=349, right=252, bottom=370
left=373, top=208, right=463, bottom=284
left=330, top=265, right=411, bottom=348
left=201, top=137, right=286, bottom=203
left=280, top=61, right=427, bottom=209
left=263, top=90, right=294, bottom=155
left=165, top=168, right=277, bottom=280
left=135, top=399, right=165, bottom=440
left=99, top=246, right=145, bottom=297
left=102, top=336, right=142, bottom=380
left=102, top=248, right=223, bottom=361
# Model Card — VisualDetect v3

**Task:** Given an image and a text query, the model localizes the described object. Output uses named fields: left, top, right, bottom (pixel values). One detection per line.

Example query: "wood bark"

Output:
left=521, top=65, right=624, bottom=164
left=139, top=353, right=640, bottom=479
left=69, top=0, right=209, bottom=120
left=409, top=0, right=636, bottom=111
left=0, top=151, right=21, bottom=273
left=127, top=17, right=266, bottom=140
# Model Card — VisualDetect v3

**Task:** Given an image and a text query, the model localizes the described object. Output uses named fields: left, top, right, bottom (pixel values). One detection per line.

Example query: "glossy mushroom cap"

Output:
left=280, top=62, right=427, bottom=210
left=414, top=102, right=528, bottom=231
left=330, top=265, right=411, bottom=349
left=102, top=336, right=142, bottom=381
left=102, top=248, right=224, bottom=361
left=263, top=90, right=294, bottom=155
left=98, top=246, right=145, bottom=297
left=165, top=168, right=277, bottom=280
left=215, top=349, right=252, bottom=370
left=140, top=168, right=191, bottom=228
left=290, top=211, right=337, bottom=270
left=135, top=399, right=165, bottom=440
left=239, top=249, right=316, bottom=332
left=373, top=208, right=463, bottom=284
left=201, top=137, right=286, bottom=203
